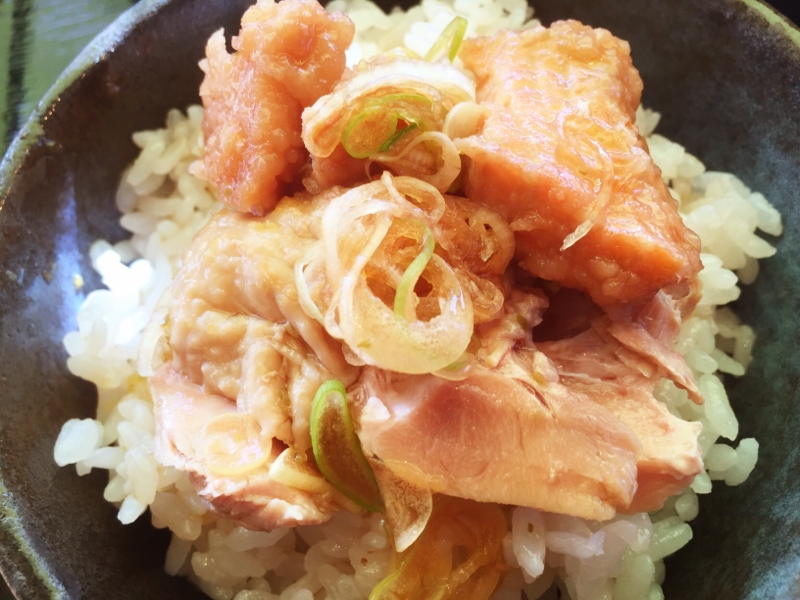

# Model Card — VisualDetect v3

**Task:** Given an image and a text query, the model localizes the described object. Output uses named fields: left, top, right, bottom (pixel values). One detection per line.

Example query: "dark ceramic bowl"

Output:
left=1, top=0, right=799, bottom=598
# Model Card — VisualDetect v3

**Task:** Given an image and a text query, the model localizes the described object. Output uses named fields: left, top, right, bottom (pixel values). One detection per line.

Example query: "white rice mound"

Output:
left=53, top=2, right=783, bottom=600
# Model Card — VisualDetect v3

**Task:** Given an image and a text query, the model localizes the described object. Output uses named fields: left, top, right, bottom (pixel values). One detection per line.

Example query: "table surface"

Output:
left=1, top=0, right=799, bottom=598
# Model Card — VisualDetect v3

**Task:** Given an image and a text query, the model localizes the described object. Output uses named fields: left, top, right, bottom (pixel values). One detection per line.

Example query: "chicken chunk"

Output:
left=152, top=366, right=341, bottom=528
left=151, top=193, right=359, bottom=529
left=456, top=21, right=701, bottom=313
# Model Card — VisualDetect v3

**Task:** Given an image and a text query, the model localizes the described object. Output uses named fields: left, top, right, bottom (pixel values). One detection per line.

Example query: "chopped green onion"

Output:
left=424, top=16, right=468, bottom=63
left=393, top=223, right=435, bottom=319
left=341, top=94, right=432, bottom=159
left=342, top=106, right=398, bottom=159
left=380, top=122, right=419, bottom=153
left=310, top=380, right=383, bottom=512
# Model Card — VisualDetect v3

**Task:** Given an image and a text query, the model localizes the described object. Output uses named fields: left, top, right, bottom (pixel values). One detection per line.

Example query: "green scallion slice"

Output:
left=341, top=106, right=398, bottom=159
left=424, top=16, right=468, bottom=63
left=310, top=380, right=382, bottom=512
left=393, top=223, right=435, bottom=319
left=341, top=94, right=432, bottom=159
left=380, top=122, right=419, bottom=153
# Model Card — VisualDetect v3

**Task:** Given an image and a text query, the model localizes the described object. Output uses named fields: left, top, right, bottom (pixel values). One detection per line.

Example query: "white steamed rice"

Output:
left=53, top=1, right=782, bottom=599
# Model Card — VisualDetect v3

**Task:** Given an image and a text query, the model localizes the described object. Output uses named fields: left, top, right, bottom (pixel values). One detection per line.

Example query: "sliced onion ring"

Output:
left=303, top=58, right=475, bottom=159
left=346, top=253, right=473, bottom=373
left=372, top=131, right=462, bottom=192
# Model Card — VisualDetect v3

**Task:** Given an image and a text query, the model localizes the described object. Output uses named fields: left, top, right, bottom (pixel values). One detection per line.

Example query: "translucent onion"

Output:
left=370, top=496, right=507, bottom=600
left=294, top=241, right=326, bottom=324
left=320, top=184, right=400, bottom=289
left=443, top=101, right=488, bottom=140
left=382, top=122, right=419, bottom=152
left=327, top=211, right=393, bottom=341
left=433, top=195, right=515, bottom=288
left=346, top=252, right=472, bottom=373
left=302, top=58, right=475, bottom=159
left=342, top=104, right=402, bottom=159
left=268, top=446, right=335, bottom=494
left=393, top=222, right=435, bottom=320
left=460, top=272, right=505, bottom=323
left=342, top=94, right=434, bottom=158
left=432, top=351, right=475, bottom=381
left=341, top=94, right=429, bottom=159
left=381, top=171, right=446, bottom=225
left=308, top=175, right=475, bottom=374
left=557, top=132, right=614, bottom=250
left=371, top=131, right=462, bottom=192
left=465, top=206, right=517, bottom=274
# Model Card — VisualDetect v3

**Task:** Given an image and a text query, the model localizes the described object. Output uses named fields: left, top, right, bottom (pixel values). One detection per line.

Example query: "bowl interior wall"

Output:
left=0, top=0, right=798, bottom=598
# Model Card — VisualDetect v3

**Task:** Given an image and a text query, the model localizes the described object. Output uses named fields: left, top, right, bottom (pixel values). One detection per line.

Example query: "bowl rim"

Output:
left=0, top=0, right=799, bottom=597
left=0, top=2, right=171, bottom=595
left=0, top=0, right=172, bottom=206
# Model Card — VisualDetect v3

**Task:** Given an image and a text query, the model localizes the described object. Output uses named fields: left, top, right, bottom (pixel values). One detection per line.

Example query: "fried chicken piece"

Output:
left=197, top=0, right=354, bottom=215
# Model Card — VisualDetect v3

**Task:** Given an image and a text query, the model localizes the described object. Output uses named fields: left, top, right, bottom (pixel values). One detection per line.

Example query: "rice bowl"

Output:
left=0, top=1, right=796, bottom=600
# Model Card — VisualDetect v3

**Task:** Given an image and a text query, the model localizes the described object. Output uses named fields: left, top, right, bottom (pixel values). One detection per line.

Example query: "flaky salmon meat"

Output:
left=197, top=0, right=354, bottom=215
left=353, top=357, right=643, bottom=525
left=457, top=21, right=701, bottom=313
left=537, top=328, right=703, bottom=513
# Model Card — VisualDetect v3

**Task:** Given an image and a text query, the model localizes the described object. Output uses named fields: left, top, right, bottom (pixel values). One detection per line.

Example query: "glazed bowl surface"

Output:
left=0, top=0, right=798, bottom=598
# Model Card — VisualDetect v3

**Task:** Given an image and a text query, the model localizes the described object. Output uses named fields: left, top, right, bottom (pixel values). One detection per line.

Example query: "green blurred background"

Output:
left=0, top=0, right=136, bottom=155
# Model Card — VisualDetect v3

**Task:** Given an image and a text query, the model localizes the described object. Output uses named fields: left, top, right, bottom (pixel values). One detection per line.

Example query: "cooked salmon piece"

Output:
left=351, top=290, right=703, bottom=544
left=587, top=291, right=703, bottom=403
left=596, top=317, right=702, bottom=404
left=198, top=0, right=354, bottom=215
left=235, top=0, right=354, bottom=109
left=352, top=356, right=642, bottom=525
left=537, top=328, right=703, bottom=512
left=623, top=290, right=683, bottom=345
left=349, top=292, right=640, bottom=532
left=456, top=21, right=701, bottom=313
